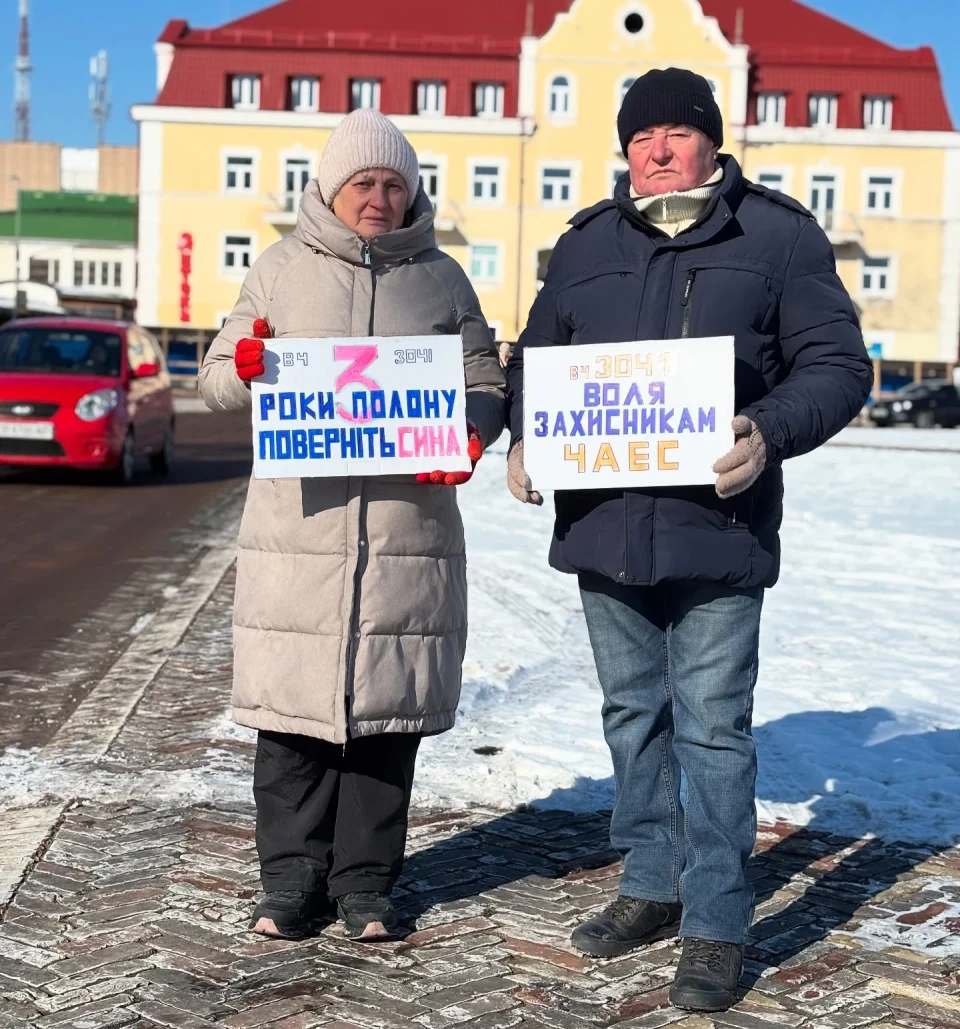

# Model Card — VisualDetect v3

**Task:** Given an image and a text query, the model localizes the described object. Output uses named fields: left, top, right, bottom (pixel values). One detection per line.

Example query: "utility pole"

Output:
left=14, top=0, right=31, bottom=141
left=89, top=50, right=111, bottom=147
left=12, top=175, right=23, bottom=319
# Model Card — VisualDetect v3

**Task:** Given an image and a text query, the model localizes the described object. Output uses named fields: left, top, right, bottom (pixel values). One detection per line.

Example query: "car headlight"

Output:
left=892, top=402, right=902, bottom=413
left=902, top=400, right=913, bottom=411
left=75, top=388, right=120, bottom=422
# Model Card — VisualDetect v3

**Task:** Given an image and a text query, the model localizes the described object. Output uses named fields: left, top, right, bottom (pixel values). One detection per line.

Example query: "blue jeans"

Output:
left=579, top=573, right=763, bottom=944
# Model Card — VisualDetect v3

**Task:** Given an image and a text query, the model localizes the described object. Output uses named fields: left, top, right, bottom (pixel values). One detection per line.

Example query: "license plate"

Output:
left=0, top=420, right=55, bottom=440
left=872, top=407, right=889, bottom=417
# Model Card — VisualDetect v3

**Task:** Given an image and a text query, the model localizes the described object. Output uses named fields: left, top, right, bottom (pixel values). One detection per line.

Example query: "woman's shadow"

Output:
left=399, top=707, right=960, bottom=968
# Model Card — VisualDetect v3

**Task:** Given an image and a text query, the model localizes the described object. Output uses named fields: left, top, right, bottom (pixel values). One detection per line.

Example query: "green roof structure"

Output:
left=0, top=191, right=136, bottom=244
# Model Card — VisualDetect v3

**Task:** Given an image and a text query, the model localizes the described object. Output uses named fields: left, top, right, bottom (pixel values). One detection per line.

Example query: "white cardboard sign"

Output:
left=523, top=336, right=735, bottom=490
left=252, top=336, right=470, bottom=479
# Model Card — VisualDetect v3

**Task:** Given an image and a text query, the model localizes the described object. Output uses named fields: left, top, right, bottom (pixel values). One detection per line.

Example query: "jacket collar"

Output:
left=614, top=154, right=745, bottom=247
left=293, top=179, right=438, bottom=267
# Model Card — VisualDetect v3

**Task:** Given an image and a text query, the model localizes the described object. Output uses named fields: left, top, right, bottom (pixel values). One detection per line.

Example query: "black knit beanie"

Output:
left=617, top=68, right=723, bottom=155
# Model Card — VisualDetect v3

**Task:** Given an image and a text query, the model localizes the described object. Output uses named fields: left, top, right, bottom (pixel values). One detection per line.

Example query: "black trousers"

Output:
left=253, top=729, right=421, bottom=898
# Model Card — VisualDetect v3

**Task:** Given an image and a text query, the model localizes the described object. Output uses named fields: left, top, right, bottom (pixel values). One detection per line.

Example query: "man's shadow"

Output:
left=399, top=707, right=959, bottom=968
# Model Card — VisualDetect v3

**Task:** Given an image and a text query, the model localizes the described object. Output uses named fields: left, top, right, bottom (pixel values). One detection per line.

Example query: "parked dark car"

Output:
left=869, top=381, right=960, bottom=429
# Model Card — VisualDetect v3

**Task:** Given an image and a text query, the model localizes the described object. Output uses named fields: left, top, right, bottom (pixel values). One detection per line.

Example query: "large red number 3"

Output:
left=334, top=344, right=380, bottom=423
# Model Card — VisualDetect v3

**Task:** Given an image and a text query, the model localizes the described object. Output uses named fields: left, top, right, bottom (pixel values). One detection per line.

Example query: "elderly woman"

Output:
left=199, top=110, right=505, bottom=941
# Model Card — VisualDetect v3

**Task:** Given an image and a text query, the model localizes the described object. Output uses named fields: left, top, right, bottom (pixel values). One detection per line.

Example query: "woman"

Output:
left=199, top=109, right=505, bottom=941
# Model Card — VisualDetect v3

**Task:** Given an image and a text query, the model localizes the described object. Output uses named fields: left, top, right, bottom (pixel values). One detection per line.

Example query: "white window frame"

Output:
left=753, top=165, right=793, bottom=196
left=547, top=73, right=576, bottom=124
left=351, top=79, right=381, bottom=111
left=805, top=166, right=844, bottom=232
left=538, top=161, right=580, bottom=209
left=221, top=232, right=257, bottom=278
left=475, top=83, right=505, bottom=119
left=415, top=152, right=446, bottom=210
left=468, top=242, right=503, bottom=287
left=468, top=158, right=506, bottom=207
left=231, top=74, right=261, bottom=111
left=860, top=254, right=897, bottom=299
left=757, top=92, right=786, bottom=127
left=290, top=76, right=320, bottom=113
left=618, top=76, right=638, bottom=110
left=416, top=81, right=447, bottom=117
left=222, top=149, right=259, bottom=196
left=809, top=93, right=838, bottom=129
left=862, top=168, right=902, bottom=217
left=608, top=160, right=628, bottom=197
left=863, top=95, right=893, bottom=131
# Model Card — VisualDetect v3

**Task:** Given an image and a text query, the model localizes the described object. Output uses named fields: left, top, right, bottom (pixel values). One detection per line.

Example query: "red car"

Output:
left=0, top=317, right=175, bottom=484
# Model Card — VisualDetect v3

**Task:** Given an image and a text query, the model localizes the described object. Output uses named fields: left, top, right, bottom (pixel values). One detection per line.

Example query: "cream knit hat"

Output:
left=316, top=109, right=420, bottom=209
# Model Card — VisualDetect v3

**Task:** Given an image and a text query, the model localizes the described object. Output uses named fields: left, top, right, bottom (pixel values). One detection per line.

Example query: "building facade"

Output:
left=133, top=0, right=959, bottom=385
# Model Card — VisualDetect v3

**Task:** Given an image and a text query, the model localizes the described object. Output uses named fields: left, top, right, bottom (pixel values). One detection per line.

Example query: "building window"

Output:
left=549, top=75, right=573, bottom=119
left=865, top=173, right=896, bottom=214
left=101, top=262, right=109, bottom=286
left=620, top=77, right=637, bottom=106
left=224, top=234, right=254, bottom=273
left=419, top=162, right=440, bottom=208
left=114, top=262, right=122, bottom=288
left=28, top=258, right=50, bottom=284
left=540, top=166, right=575, bottom=206
left=757, top=92, right=786, bottom=127
left=225, top=154, right=255, bottom=193
left=283, top=158, right=311, bottom=212
left=809, top=94, right=838, bottom=129
left=469, top=244, right=500, bottom=284
left=809, top=173, right=837, bottom=230
left=471, top=163, right=503, bottom=204
left=475, top=83, right=504, bottom=119
left=291, top=77, right=320, bottom=113
left=417, top=81, right=446, bottom=116
left=863, top=96, right=893, bottom=131
left=351, top=79, right=380, bottom=111
left=74, top=260, right=83, bottom=287
left=757, top=171, right=785, bottom=192
left=231, top=74, right=261, bottom=111
left=861, top=256, right=893, bottom=297
left=610, top=163, right=628, bottom=196
left=87, top=261, right=96, bottom=286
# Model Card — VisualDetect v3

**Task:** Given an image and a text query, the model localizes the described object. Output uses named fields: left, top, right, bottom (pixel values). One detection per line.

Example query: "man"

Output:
left=505, top=68, right=871, bottom=1012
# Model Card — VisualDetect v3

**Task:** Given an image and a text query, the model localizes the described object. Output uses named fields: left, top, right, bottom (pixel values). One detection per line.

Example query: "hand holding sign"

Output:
left=235, top=318, right=270, bottom=382
left=416, top=426, right=483, bottom=486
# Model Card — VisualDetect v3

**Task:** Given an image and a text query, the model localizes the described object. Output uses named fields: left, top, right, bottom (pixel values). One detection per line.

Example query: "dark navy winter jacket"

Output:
left=506, top=156, right=872, bottom=589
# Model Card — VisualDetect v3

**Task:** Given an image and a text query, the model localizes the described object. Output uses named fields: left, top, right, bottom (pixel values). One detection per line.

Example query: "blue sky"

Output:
left=0, top=0, right=956, bottom=148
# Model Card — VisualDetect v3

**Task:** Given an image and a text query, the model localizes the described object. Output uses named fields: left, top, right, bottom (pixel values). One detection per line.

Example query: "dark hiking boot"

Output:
left=669, top=938, right=744, bottom=1011
left=250, top=890, right=331, bottom=940
left=337, top=892, right=401, bottom=941
left=571, top=896, right=682, bottom=957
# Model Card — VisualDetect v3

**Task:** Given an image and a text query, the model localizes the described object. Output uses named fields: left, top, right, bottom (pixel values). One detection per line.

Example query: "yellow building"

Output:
left=134, top=0, right=958, bottom=385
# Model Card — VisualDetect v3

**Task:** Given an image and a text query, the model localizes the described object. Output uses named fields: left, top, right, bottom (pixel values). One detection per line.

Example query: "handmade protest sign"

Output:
left=252, top=336, right=470, bottom=479
left=523, top=336, right=735, bottom=490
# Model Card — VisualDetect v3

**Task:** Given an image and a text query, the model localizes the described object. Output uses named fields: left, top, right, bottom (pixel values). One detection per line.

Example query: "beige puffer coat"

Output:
left=199, top=182, right=506, bottom=743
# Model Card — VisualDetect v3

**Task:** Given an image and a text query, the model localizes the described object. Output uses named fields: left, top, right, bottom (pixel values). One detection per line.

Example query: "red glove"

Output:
left=235, top=318, right=270, bottom=382
left=416, top=426, right=483, bottom=486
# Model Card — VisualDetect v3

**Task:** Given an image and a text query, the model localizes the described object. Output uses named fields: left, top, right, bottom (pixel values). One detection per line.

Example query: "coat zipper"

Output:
left=680, top=269, right=697, bottom=338
left=342, top=237, right=377, bottom=747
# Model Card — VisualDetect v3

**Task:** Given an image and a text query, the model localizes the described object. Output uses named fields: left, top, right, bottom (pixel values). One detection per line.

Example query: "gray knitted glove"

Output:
left=713, top=415, right=767, bottom=499
left=507, top=442, right=543, bottom=506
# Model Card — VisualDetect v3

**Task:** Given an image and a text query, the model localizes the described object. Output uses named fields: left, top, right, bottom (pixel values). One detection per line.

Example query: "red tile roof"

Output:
left=153, top=0, right=953, bottom=131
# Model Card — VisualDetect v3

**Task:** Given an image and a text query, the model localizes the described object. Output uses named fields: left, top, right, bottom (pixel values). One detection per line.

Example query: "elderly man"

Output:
left=505, top=68, right=871, bottom=1011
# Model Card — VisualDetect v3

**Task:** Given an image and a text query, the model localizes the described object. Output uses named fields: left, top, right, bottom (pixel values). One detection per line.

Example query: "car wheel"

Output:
left=913, top=411, right=935, bottom=429
left=150, top=423, right=174, bottom=475
left=111, top=431, right=136, bottom=485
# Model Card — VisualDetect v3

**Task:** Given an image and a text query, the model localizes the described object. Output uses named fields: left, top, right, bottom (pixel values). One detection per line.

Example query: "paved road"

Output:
left=0, top=409, right=250, bottom=751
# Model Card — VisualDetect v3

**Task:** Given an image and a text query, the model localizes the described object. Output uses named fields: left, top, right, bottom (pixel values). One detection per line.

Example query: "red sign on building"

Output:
left=178, top=232, right=193, bottom=323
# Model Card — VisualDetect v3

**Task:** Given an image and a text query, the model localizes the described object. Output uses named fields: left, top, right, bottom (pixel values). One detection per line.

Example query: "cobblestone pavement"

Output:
left=3, top=571, right=960, bottom=1028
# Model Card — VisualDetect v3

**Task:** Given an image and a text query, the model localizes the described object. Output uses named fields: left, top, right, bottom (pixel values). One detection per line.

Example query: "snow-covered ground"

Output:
left=414, top=433, right=960, bottom=846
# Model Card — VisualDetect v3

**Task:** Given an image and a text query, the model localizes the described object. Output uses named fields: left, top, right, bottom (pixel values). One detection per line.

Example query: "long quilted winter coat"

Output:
left=199, top=182, right=506, bottom=743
